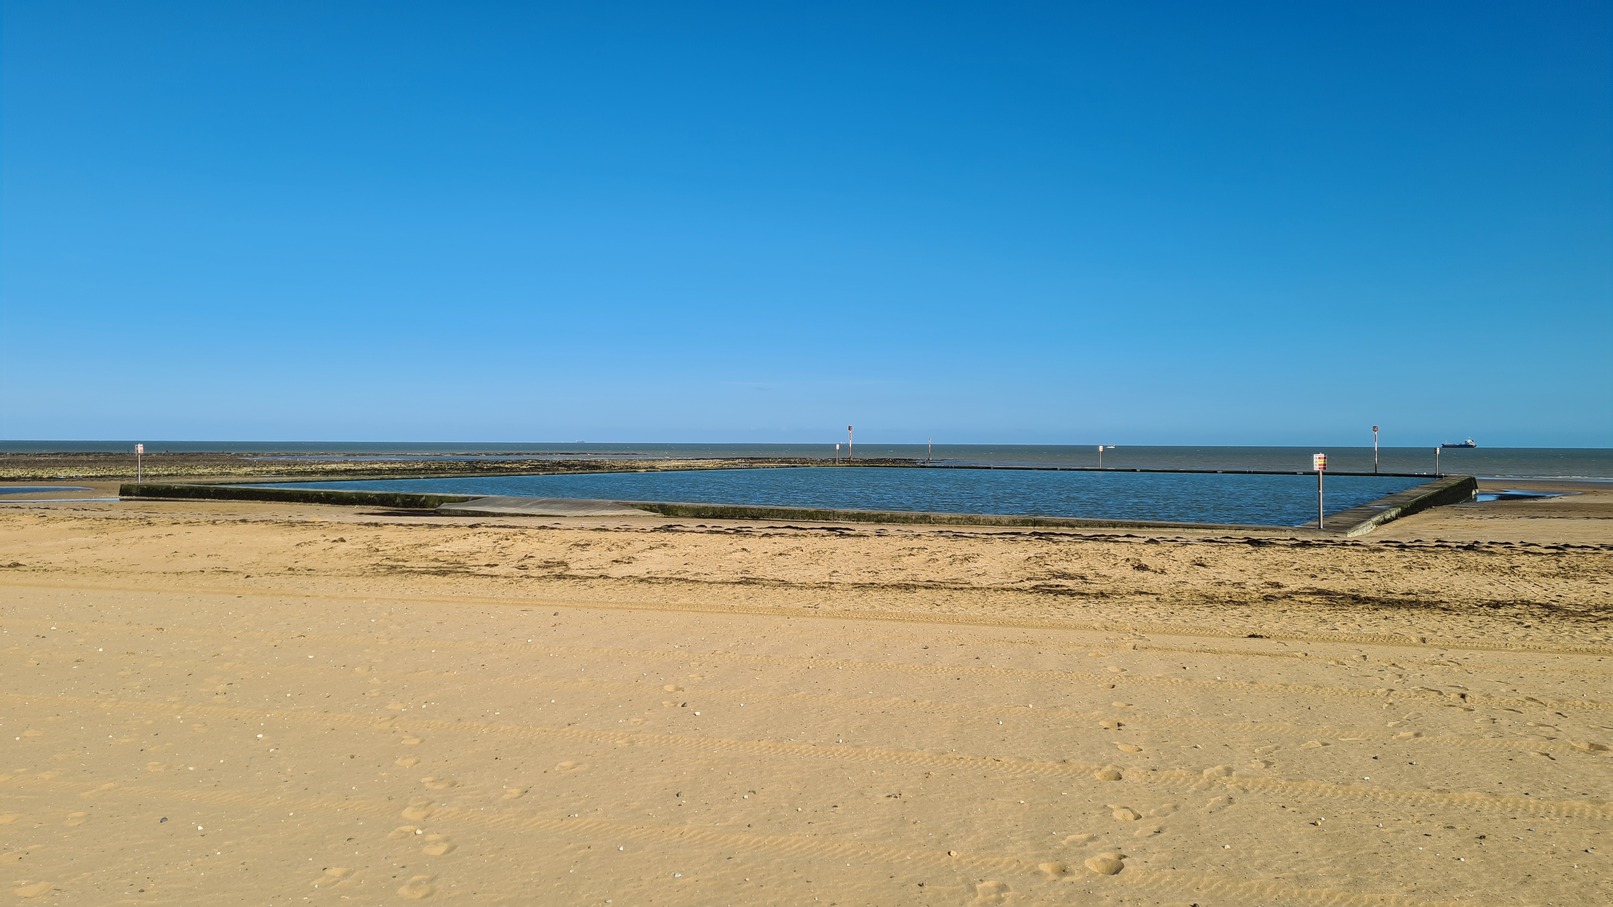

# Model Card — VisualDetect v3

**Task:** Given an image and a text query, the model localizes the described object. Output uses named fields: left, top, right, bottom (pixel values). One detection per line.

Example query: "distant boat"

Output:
left=1441, top=439, right=1477, bottom=449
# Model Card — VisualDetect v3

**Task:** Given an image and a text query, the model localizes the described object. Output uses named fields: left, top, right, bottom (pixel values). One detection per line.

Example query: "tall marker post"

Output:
left=847, top=426, right=854, bottom=463
left=1313, top=452, right=1328, bottom=529
left=135, top=443, right=144, bottom=483
left=1372, top=425, right=1380, bottom=474
left=1435, top=447, right=1441, bottom=477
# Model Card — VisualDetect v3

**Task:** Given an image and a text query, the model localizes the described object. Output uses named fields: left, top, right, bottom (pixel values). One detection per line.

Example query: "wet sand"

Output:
left=1, top=484, right=1609, bottom=904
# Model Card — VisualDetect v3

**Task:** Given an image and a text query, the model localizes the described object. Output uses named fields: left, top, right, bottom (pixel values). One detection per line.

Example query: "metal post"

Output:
left=1372, top=425, right=1379, bottom=474
left=847, top=425, right=854, bottom=463
left=1312, top=452, right=1328, bottom=529
left=1435, top=447, right=1441, bottom=476
left=927, top=437, right=932, bottom=465
left=135, top=443, right=144, bottom=483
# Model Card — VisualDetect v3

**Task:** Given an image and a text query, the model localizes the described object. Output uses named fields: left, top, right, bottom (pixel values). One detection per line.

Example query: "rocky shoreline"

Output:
left=0, top=450, right=918, bottom=482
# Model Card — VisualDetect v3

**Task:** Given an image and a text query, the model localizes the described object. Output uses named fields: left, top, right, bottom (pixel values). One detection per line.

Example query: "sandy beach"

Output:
left=2, top=482, right=1609, bottom=905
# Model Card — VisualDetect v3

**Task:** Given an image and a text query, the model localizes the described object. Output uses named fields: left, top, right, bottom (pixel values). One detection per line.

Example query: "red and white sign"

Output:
left=1313, top=453, right=1328, bottom=471
left=136, top=444, right=144, bottom=456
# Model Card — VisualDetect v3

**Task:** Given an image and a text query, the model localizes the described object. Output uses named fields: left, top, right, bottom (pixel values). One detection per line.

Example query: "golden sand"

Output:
left=1, top=482, right=1608, bottom=904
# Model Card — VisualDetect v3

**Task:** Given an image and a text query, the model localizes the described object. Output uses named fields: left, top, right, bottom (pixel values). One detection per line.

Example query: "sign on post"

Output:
left=135, top=443, right=144, bottom=482
left=1312, top=453, right=1327, bottom=528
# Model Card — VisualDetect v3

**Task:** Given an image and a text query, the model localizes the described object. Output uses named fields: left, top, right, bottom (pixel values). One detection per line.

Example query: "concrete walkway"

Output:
left=436, top=496, right=652, bottom=517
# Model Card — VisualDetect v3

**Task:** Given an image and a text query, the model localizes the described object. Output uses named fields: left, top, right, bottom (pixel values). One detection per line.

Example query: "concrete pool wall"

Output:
left=119, top=473, right=1477, bottom=536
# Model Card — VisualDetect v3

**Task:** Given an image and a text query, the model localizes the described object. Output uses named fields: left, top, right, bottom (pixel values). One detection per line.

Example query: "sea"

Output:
left=10, top=441, right=1606, bottom=527
left=6, top=441, right=1612, bottom=481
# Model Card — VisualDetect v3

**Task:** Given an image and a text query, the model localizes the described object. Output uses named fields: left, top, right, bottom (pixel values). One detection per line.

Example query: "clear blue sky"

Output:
left=3, top=1, right=1609, bottom=446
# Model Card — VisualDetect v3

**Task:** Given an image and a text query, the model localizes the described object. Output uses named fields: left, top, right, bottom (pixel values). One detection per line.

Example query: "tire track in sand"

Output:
left=5, top=692, right=1605, bottom=822
left=4, top=615, right=1604, bottom=714
left=7, top=577, right=1609, bottom=656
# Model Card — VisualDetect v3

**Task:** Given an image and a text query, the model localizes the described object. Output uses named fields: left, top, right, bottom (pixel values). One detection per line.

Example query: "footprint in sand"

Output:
left=64, top=811, right=88, bottom=827
left=1092, top=766, right=1123, bottom=782
left=1063, top=833, right=1095, bottom=846
left=146, top=761, right=168, bottom=773
left=312, top=867, right=353, bottom=889
left=502, top=787, right=527, bottom=800
left=1108, top=806, right=1140, bottom=821
left=1202, top=795, right=1233, bottom=814
left=1084, top=852, right=1126, bottom=875
left=971, top=880, right=1010, bottom=905
left=420, top=776, right=459, bottom=790
left=555, top=760, right=585, bottom=773
left=401, top=800, right=435, bottom=822
left=388, top=825, right=421, bottom=840
left=421, top=834, right=457, bottom=856
left=397, top=874, right=436, bottom=899
left=13, top=881, right=53, bottom=898
left=396, top=756, right=421, bottom=768
left=21, top=729, right=44, bottom=739
left=400, top=735, right=424, bottom=747
left=663, top=684, right=683, bottom=693
left=1134, top=824, right=1162, bottom=837
left=1038, top=861, right=1070, bottom=878
left=1115, top=743, right=1143, bottom=754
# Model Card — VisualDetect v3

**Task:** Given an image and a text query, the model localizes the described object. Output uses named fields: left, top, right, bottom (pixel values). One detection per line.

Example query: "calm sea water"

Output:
left=6, top=441, right=1611, bottom=480
left=267, top=468, right=1426, bottom=528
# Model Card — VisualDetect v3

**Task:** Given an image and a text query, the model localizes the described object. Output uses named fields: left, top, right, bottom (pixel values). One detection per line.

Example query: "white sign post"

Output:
left=847, top=425, right=854, bottom=463
left=135, top=443, right=144, bottom=483
left=1312, top=452, right=1328, bottom=529
left=1372, top=425, right=1380, bottom=474
left=1435, top=447, right=1441, bottom=477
